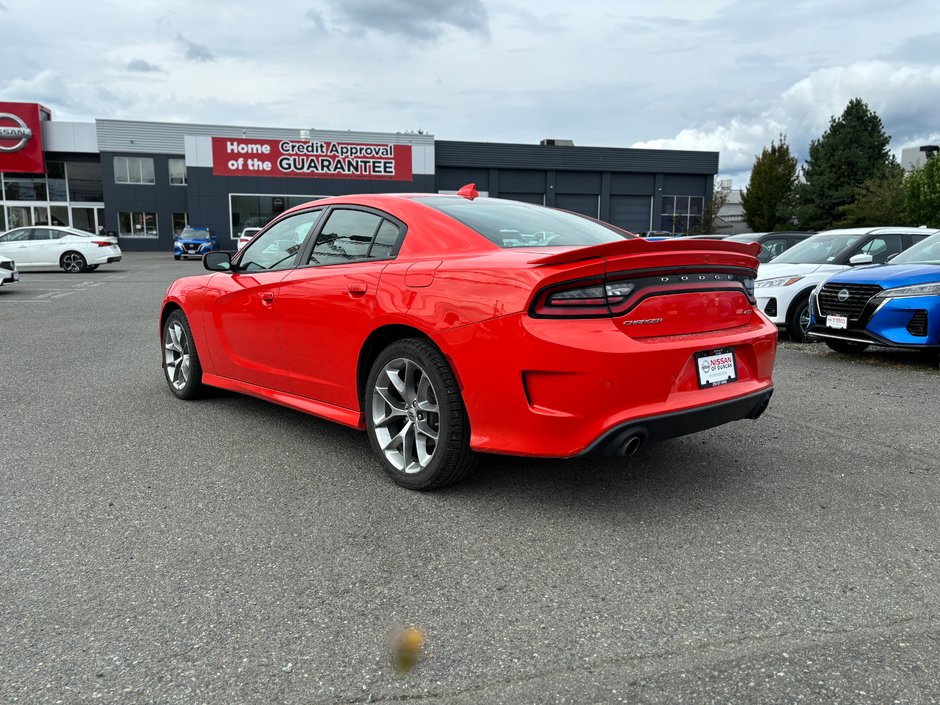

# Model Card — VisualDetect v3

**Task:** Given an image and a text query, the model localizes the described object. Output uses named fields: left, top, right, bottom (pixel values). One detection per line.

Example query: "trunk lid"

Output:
left=532, top=238, right=761, bottom=337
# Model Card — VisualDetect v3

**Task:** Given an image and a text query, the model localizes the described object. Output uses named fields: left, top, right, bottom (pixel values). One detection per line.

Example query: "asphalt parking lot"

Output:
left=2, top=253, right=939, bottom=705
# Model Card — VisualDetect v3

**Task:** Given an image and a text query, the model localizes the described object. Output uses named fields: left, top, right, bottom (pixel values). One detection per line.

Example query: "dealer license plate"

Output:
left=826, top=315, right=848, bottom=329
left=695, top=347, right=737, bottom=388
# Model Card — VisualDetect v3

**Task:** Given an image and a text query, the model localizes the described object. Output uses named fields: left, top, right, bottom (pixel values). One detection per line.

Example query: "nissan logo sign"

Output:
left=0, top=113, right=33, bottom=153
left=837, top=289, right=850, bottom=302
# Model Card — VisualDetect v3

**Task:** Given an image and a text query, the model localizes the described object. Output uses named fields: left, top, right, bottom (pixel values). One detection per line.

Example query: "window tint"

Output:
left=370, top=220, right=401, bottom=259
left=416, top=197, right=629, bottom=248
left=0, top=229, right=31, bottom=242
left=857, top=234, right=903, bottom=263
left=239, top=209, right=322, bottom=272
left=308, top=209, right=383, bottom=265
left=757, top=237, right=789, bottom=262
left=30, top=229, right=54, bottom=241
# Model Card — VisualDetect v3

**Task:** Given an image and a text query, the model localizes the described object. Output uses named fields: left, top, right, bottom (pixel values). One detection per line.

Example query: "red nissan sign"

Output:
left=211, top=137, right=412, bottom=181
left=0, top=102, right=49, bottom=174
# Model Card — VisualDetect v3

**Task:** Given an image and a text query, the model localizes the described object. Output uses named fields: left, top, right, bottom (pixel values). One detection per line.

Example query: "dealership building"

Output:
left=0, top=101, right=718, bottom=251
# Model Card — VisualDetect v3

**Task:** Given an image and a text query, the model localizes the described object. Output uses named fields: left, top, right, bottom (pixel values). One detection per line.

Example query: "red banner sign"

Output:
left=0, top=102, right=48, bottom=174
left=211, top=138, right=413, bottom=181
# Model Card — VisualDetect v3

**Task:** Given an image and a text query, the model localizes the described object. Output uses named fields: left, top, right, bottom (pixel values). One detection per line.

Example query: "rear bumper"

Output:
left=434, top=312, right=777, bottom=458
left=583, top=388, right=773, bottom=456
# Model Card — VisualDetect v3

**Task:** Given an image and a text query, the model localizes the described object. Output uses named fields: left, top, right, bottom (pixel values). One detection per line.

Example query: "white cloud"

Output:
left=633, top=61, right=940, bottom=184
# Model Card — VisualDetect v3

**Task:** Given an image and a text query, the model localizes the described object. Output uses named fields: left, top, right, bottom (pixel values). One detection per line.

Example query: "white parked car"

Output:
left=755, top=227, right=938, bottom=341
left=237, top=227, right=262, bottom=250
left=0, top=253, right=19, bottom=286
left=0, top=226, right=122, bottom=273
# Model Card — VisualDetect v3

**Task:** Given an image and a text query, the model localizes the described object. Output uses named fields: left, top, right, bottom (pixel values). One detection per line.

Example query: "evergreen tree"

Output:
left=904, top=154, right=940, bottom=228
left=740, top=134, right=798, bottom=231
left=797, top=98, right=895, bottom=230
left=836, top=162, right=906, bottom=227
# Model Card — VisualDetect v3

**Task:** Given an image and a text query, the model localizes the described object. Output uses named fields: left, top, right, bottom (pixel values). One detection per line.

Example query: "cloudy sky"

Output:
left=2, top=0, right=939, bottom=184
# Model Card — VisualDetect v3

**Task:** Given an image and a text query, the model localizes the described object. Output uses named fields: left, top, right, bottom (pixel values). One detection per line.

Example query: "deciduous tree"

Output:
left=904, top=154, right=940, bottom=228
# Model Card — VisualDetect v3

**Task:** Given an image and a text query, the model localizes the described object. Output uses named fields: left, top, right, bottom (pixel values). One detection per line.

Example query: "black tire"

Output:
left=174, top=255, right=181, bottom=261
left=162, top=310, right=205, bottom=400
left=786, top=294, right=811, bottom=342
left=60, top=251, right=87, bottom=273
left=825, top=339, right=870, bottom=354
left=86, top=264, right=99, bottom=271
left=365, top=338, right=476, bottom=490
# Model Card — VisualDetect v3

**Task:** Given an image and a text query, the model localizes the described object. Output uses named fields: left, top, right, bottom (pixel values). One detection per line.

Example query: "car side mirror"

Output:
left=204, top=251, right=232, bottom=271
left=849, top=253, right=873, bottom=266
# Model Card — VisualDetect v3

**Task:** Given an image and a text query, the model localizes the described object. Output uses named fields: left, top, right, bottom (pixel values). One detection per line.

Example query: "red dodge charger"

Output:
left=160, top=190, right=777, bottom=489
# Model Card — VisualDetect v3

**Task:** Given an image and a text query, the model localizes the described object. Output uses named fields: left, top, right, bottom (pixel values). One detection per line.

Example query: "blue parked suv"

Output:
left=807, top=230, right=940, bottom=353
left=173, top=227, right=218, bottom=260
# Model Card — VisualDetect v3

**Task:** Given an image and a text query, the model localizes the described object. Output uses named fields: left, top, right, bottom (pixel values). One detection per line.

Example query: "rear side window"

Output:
left=416, top=197, right=631, bottom=248
left=307, top=209, right=400, bottom=265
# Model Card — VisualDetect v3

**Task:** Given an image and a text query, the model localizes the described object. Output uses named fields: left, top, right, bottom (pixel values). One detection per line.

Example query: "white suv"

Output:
left=755, top=227, right=938, bottom=341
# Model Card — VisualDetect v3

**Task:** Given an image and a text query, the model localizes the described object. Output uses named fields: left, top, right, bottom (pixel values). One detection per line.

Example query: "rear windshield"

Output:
left=416, top=196, right=632, bottom=248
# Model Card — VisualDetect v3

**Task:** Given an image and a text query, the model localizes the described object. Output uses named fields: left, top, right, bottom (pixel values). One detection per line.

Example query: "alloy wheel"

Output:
left=163, top=321, right=191, bottom=391
left=371, top=358, right=440, bottom=473
left=62, top=253, right=85, bottom=273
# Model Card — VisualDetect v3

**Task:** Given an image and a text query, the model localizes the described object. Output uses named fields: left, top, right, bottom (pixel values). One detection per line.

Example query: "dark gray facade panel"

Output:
left=497, top=169, right=546, bottom=193
left=101, top=152, right=188, bottom=247
left=610, top=173, right=655, bottom=195
left=555, top=194, right=599, bottom=218
left=555, top=171, right=601, bottom=194
left=609, top=196, right=652, bottom=232
left=436, top=141, right=719, bottom=175
left=498, top=193, right=544, bottom=205
left=662, top=174, right=709, bottom=196
left=435, top=167, right=490, bottom=192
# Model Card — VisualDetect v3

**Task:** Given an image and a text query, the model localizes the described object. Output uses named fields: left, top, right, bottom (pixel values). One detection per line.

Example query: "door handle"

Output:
left=260, top=291, right=275, bottom=304
left=347, top=283, right=367, bottom=298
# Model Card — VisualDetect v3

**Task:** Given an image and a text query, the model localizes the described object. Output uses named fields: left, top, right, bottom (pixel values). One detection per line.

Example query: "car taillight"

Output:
left=92, top=240, right=112, bottom=247
left=532, top=278, right=636, bottom=318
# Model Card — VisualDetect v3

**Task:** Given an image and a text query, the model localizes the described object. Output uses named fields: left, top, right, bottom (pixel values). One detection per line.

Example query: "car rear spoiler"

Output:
left=528, top=238, right=762, bottom=266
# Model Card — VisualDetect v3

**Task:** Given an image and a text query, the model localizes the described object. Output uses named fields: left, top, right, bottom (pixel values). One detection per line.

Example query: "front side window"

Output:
left=758, top=237, right=789, bottom=263
left=856, top=234, right=903, bottom=263
left=239, top=210, right=322, bottom=272
left=416, top=197, right=629, bottom=248
left=114, top=156, right=156, bottom=185
left=169, top=158, right=187, bottom=185
left=0, top=229, right=31, bottom=242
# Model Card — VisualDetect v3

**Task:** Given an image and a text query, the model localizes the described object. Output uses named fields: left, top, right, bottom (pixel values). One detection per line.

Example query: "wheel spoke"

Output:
left=415, top=418, right=438, bottom=442
left=385, top=366, right=406, bottom=396
left=375, top=384, right=406, bottom=412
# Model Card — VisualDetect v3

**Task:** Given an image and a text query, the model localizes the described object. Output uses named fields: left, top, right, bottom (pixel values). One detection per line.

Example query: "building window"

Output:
left=172, top=213, right=188, bottom=236
left=2, top=173, right=48, bottom=201
left=114, top=156, right=155, bottom=185
left=169, top=158, right=187, bottom=186
left=230, top=193, right=325, bottom=240
left=661, top=195, right=704, bottom=233
left=67, top=162, right=103, bottom=201
left=118, top=211, right=158, bottom=237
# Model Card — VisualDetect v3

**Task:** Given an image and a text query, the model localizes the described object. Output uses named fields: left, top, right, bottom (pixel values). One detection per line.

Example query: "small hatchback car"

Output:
left=173, top=227, right=218, bottom=260
left=808, top=230, right=940, bottom=353
left=160, top=191, right=777, bottom=489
